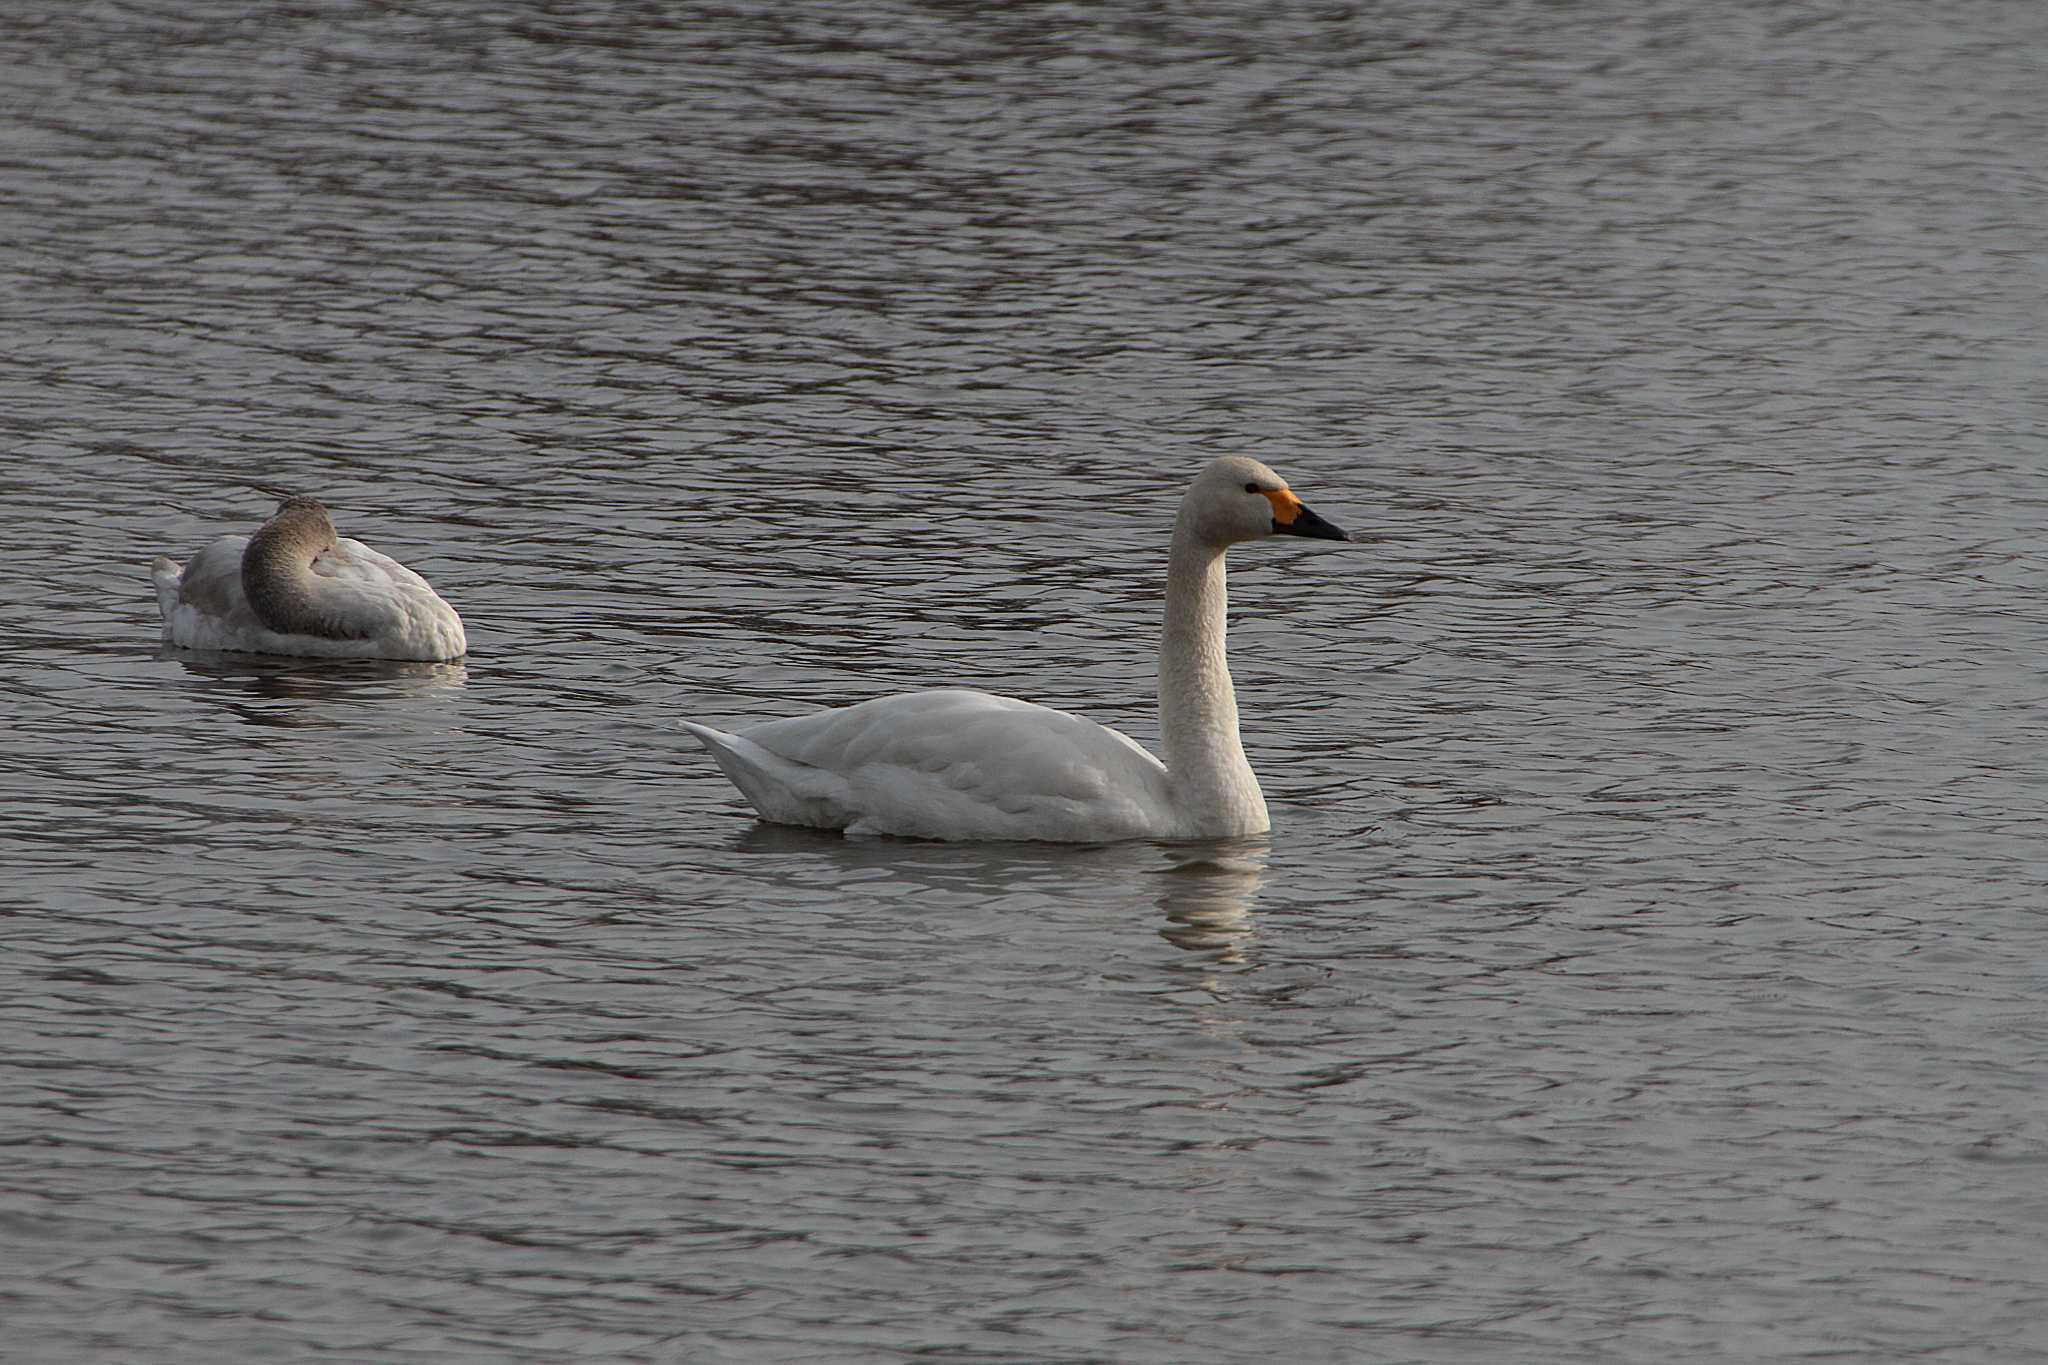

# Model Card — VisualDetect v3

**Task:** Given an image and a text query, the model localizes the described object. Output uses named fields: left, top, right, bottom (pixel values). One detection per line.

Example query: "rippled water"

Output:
left=6, top=2, right=2048, bottom=1361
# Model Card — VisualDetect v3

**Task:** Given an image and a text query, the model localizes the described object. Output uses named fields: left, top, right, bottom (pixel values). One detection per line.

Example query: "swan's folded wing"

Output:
left=162, top=536, right=250, bottom=619
left=315, top=538, right=441, bottom=595
left=735, top=690, right=1172, bottom=841
left=155, top=536, right=278, bottom=650
left=311, top=537, right=467, bottom=658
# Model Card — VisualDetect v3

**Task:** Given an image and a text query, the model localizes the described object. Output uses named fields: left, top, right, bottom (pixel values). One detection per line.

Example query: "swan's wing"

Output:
left=310, top=537, right=467, bottom=658
left=154, top=536, right=281, bottom=651
left=159, top=536, right=250, bottom=620
left=314, top=538, right=441, bottom=596
left=701, top=689, right=1172, bottom=841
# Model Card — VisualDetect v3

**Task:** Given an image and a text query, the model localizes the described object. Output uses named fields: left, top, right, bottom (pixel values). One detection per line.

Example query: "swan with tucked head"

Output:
left=682, top=456, right=1350, bottom=842
left=152, top=496, right=466, bottom=660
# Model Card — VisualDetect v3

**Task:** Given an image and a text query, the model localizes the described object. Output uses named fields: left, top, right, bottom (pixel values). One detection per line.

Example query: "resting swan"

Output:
left=151, top=497, right=467, bottom=660
left=682, top=456, right=1350, bottom=842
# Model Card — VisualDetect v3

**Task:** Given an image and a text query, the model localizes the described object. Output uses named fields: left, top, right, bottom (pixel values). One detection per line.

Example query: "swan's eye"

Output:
left=1244, top=482, right=1262, bottom=494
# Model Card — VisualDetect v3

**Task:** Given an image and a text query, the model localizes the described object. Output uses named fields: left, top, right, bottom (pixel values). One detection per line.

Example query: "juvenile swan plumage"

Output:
left=151, top=497, right=466, bottom=660
left=682, top=456, right=1350, bottom=842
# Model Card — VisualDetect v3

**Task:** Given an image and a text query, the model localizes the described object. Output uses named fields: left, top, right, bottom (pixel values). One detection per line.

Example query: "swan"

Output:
left=682, top=456, right=1350, bottom=842
left=151, top=496, right=467, bottom=660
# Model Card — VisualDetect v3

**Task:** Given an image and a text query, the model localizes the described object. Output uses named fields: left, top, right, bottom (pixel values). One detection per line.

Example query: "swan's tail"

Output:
left=681, top=721, right=855, bottom=830
left=150, top=557, right=184, bottom=623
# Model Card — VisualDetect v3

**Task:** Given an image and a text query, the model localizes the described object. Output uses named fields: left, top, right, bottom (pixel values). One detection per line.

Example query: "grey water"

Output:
left=4, top=1, right=2047, bottom=1360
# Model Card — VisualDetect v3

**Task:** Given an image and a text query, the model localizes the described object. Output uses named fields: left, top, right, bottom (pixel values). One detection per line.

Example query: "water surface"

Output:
left=4, top=2, right=2047, bottom=1361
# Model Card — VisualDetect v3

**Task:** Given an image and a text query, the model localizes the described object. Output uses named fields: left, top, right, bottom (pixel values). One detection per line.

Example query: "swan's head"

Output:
left=1183, top=456, right=1351, bottom=548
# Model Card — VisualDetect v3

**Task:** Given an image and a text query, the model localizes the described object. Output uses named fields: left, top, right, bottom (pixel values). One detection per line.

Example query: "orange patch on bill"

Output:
left=1262, top=488, right=1304, bottom=525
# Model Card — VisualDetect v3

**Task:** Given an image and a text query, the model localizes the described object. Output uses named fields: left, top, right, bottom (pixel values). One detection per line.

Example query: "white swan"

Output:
left=151, top=497, right=467, bottom=660
left=682, top=456, right=1350, bottom=842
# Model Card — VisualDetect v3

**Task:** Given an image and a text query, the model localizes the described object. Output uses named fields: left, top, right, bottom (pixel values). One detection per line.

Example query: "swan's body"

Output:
left=152, top=497, right=466, bottom=661
left=683, top=456, right=1349, bottom=842
left=686, top=689, right=1174, bottom=842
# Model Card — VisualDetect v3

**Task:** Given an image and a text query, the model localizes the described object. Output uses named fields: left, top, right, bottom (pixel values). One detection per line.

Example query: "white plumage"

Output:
left=683, top=456, right=1351, bottom=842
left=152, top=497, right=466, bottom=661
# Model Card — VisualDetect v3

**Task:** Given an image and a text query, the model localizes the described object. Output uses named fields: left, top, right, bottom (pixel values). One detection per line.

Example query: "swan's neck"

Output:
left=242, top=511, right=366, bottom=640
left=1157, top=520, right=1267, bottom=834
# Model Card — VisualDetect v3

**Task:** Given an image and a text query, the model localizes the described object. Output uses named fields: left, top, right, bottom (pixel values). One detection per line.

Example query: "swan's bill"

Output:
left=1266, top=491, right=1350, bottom=542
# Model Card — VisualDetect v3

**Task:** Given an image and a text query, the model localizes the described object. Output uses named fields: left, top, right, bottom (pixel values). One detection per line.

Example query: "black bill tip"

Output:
left=1274, top=503, right=1351, bottom=542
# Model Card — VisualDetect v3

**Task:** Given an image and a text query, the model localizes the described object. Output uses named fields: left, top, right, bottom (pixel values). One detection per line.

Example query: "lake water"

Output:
left=5, top=2, right=2047, bottom=1361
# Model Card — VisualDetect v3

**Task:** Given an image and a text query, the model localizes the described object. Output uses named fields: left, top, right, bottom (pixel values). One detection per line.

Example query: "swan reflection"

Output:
left=162, top=650, right=468, bottom=715
left=732, top=821, right=1135, bottom=897
left=726, top=825, right=1266, bottom=964
left=1154, top=838, right=1266, bottom=961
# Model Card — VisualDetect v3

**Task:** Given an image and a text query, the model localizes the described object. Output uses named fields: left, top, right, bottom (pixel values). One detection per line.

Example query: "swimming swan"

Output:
left=151, top=497, right=467, bottom=660
left=682, top=456, right=1350, bottom=842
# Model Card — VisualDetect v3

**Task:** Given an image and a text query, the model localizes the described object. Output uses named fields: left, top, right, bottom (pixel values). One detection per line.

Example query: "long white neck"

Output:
left=1157, top=517, right=1269, bottom=836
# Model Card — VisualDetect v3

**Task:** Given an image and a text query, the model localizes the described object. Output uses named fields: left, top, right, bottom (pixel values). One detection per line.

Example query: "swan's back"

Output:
left=686, top=689, right=1174, bottom=841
